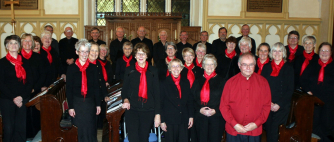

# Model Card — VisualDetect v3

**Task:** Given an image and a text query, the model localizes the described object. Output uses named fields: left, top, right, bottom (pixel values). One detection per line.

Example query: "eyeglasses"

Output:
left=79, top=51, right=89, bottom=54
left=304, top=42, right=314, bottom=45
left=320, top=50, right=330, bottom=53
left=171, top=65, right=181, bottom=68
left=240, top=63, right=255, bottom=68
left=136, top=52, right=146, bottom=56
left=289, top=37, right=298, bottom=40
left=167, top=47, right=175, bottom=50
left=204, top=63, right=215, bottom=67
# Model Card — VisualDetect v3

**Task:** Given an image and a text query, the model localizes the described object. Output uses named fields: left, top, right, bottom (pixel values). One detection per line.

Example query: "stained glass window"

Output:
left=122, top=0, right=140, bottom=12
left=147, top=0, right=165, bottom=12
left=96, top=0, right=115, bottom=26
left=172, top=0, right=190, bottom=26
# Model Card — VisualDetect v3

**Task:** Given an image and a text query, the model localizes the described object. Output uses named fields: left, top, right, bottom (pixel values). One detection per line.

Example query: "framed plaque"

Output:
left=247, top=0, right=282, bottom=13
left=1, top=0, right=38, bottom=10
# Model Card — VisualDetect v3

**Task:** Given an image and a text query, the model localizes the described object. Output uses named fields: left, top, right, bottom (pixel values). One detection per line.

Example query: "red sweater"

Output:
left=220, top=73, right=271, bottom=136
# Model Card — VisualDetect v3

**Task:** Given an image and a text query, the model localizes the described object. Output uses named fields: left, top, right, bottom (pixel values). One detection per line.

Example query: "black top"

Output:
left=121, top=64, right=160, bottom=114
left=216, top=54, right=234, bottom=79
left=89, top=39, right=106, bottom=46
left=226, top=55, right=240, bottom=79
left=211, top=39, right=227, bottom=58
left=284, top=45, right=304, bottom=63
left=254, top=56, right=270, bottom=74
left=191, top=74, right=226, bottom=117
left=293, top=53, right=319, bottom=89
left=156, top=59, right=169, bottom=81
left=22, top=52, right=47, bottom=94
left=59, top=37, right=79, bottom=71
left=109, top=38, right=129, bottom=64
left=98, top=58, right=114, bottom=85
left=51, top=38, right=59, bottom=54
left=180, top=65, right=204, bottom=80
left=236, top=36, right=256, bottom=55
left=40, top=47, right=65, bottom=87
left=90, top=61, right=108, bottom=99
left=193, top=41, right=212, bottom=54
left=261, top=62, right=294, bottom=109
left=66, top=63, right=101, bottom=109
left=0, top=56, right=33, bottom=101
left=160, top=75, right=193, bottom=125
left=176, top=42, right=193, bottom=62
left=152, top=41, right=167, bottom=65
left=115, top=56, right=136, bottom=81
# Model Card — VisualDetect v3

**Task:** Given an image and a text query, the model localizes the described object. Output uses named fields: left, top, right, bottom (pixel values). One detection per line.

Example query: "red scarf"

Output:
left=136, top=61, right=149, bottom=102
left=171, top=74, right=181, bottom=99
left=123, top=54, right=133, bottom=67
left=38, top=51, right=40, bottom=54
left=270, top=60, right=284, bottom=77
left=75, top=59, right=90, bottom=98
left=184, top=63, right=195, bottom=88
left=300, top=50, right=314, bottom=76
left=166, top=57, right=174, bottom=77
left=195, top=57, right=202, bottom=68
left=200, top=71, right=216, bottom=105
left=98, top=59, right=108, bottom=81
left=225, top=49, right=236, bottom=59
left=42, top=46, right=53, bottom=63
left=318, top=57, right=333, bottom=83
left=6, top=53, right=26, bottom=84
left=288, top=45, right=298, bottom=61
left=88, top=59, right=96, bottom=64
left=257, top=58, right=269, bottom=74
left=21, top=49, right=32, bottom=59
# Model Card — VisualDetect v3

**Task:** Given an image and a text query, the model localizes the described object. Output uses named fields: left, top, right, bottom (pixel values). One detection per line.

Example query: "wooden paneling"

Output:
left=181, top=26, right=201, bottom=45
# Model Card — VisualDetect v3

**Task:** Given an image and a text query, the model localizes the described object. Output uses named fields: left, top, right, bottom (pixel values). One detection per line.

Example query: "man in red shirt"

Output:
left=220, top=52, right=271, bottom=142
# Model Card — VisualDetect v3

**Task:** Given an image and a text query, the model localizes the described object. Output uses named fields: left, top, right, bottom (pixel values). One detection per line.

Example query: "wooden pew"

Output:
left=278, top=90, right=324, bottom=142
left=102, top=82, right=125, bottom=142
left=26, top=78, right=78, bottom=142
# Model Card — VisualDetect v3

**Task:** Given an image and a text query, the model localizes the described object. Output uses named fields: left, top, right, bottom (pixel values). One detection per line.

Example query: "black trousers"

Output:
left=264, top=108, right=289, bottom=142
left=0, top=98, right=27, bottom=142
left=125, top=109, right=155, bottom=142
left=313, top=105, right=334, bottom=142
left=226, top=133, right=261, bottom=142
left=194, top=112, right=225, bottom=142
left=97, top=100, right=106, bottom=129
left=26, top=105, right=41, bottom=138
left=164, top=123, right=188, bottom=142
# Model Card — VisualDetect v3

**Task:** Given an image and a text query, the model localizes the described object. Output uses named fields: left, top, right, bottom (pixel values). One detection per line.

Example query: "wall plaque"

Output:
left=1, top=0, right=38, bottom=10
left=247, top=0, right=282, bottom=13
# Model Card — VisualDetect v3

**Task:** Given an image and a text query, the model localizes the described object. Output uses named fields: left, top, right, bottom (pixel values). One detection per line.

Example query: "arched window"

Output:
left=172, top=0, right=190, bottom=26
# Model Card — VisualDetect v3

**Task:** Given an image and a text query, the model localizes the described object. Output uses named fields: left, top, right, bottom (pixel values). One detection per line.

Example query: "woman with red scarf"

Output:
left=115, top=41, right=135, bottom=81
left=181, top=47, right=203, bottom=88
left=156, top=41, right=178, bottom=80
left=193, top=43, right=206, bottom=68
left=98, top=44, right=113, bottom=85
left=191, top=54, right=226, bottom=142
left=285, top=30, right=304, bottom=63
left=294, top=36, right=319, bottom=89
left=121, top=43, right=160, bottom=142
left=67, top=39, right=101, bottom=142
left=216, top=36, right=237, bottom=78
left=32, top=36, right=42, bottom=54
left=160, top=58, right=193, bottom=142
left=0, top=35, right=33, bottom=142
left=300, top=42, right=334, bottom=142
left=255, top=43, right=270, bottom=75
left=261, top=42, right=294, bottom=142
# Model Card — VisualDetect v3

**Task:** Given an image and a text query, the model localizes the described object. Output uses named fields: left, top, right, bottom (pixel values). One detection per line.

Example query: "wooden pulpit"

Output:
left=26, top=78, right=78, bottom=142
left=278, top=90, right=324, bottom=142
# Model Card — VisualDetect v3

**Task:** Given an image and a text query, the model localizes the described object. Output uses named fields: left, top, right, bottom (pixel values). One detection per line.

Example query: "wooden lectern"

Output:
left=278, top=90, right=324, bottom=142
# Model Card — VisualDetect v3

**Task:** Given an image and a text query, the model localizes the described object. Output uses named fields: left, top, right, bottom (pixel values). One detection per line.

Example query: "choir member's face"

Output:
left=135, top=49, right=147, bottom=64
left=183, top=52, right=194, bottom=65
left=200, top=32, right=208, bottom=42
left=89, top=45, right=99, bottom=61
left=166, top=45, right=176, bottom=57
left=77, top=46, right=89, bottom=63
left=238, top=56, right=255, bottom=78
left=137, top=27, right=146, bottom=38
left=159, top=32, right=167, bottom=42
left=226, top=42, right=236, bottom=53
left=303, top=40, right=315, bottom=54
left=272, top=48, right=283, bottom=62
left=180, top=32, right=188, bottom=42
left=64, top=27, right=73, bottom=38
left=219, top=29, right=227, bottom=41
left=239, top=42, right=250, bottom=53
left=116, top=28, right=124, bottom=39
left=45, top=27, right=53, bottom=35
left=41, top=34, right=52, bottom=48
left=22, top=36, right=33, bottom=51
left=241, top=25, right=250, bottom=36
left=203, top=59, right=216, bottom=75
left=170, top=61, right=182, bottom=78
left=99, top=46, right=108, bottom=58
left=123, top=45, right=133, bottom=57
left=258, top=45, right=269, bottom=61
left=288, top=34, right=299, bottom=46
left=319, top=45, right=332, bottom=63
left=196, top=48, right=206, bottom=60
left=33, top=41, right=41, bottom=53
left=6, top=40, right=19, bottom=52
left=90, top=30, right=100, bottom=41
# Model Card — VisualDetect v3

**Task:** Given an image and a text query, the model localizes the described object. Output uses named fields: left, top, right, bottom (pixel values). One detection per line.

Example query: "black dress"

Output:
left=300, top=60, right=334, bottom=142
left=66, top=63, right=100, bottom=142
left=115, top=56, right=136, bottom=81
left=160, top=75, right=193, bottom=142
left=0, top=55, right=33, bottom=142
left=191, top=74, right=226, bottom=142
left=261, top=61, right=294, bottom=142
left=293, top=53, right=319, bottom=89
left=40, top=47, right=65, bottom=87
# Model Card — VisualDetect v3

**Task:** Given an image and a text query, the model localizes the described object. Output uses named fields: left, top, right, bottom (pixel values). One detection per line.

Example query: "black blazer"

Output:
left=211, top=39, right=227, bottom=58
left=216, top=54, right=234, bottom=79
left=115, top=56, right=136, bottom=81
left=98, top=58, right=114, bottom=84
left=226, top=55, right=240, bottom=79
left=180, top=65, right=204, bottom=80
left=293, top=53, right=319, bottom=89
left=160, top=75, right=193, bottom=125
left=59, top=37, right=79, bottom=71
left=121, top=64, right=160, bottom=114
